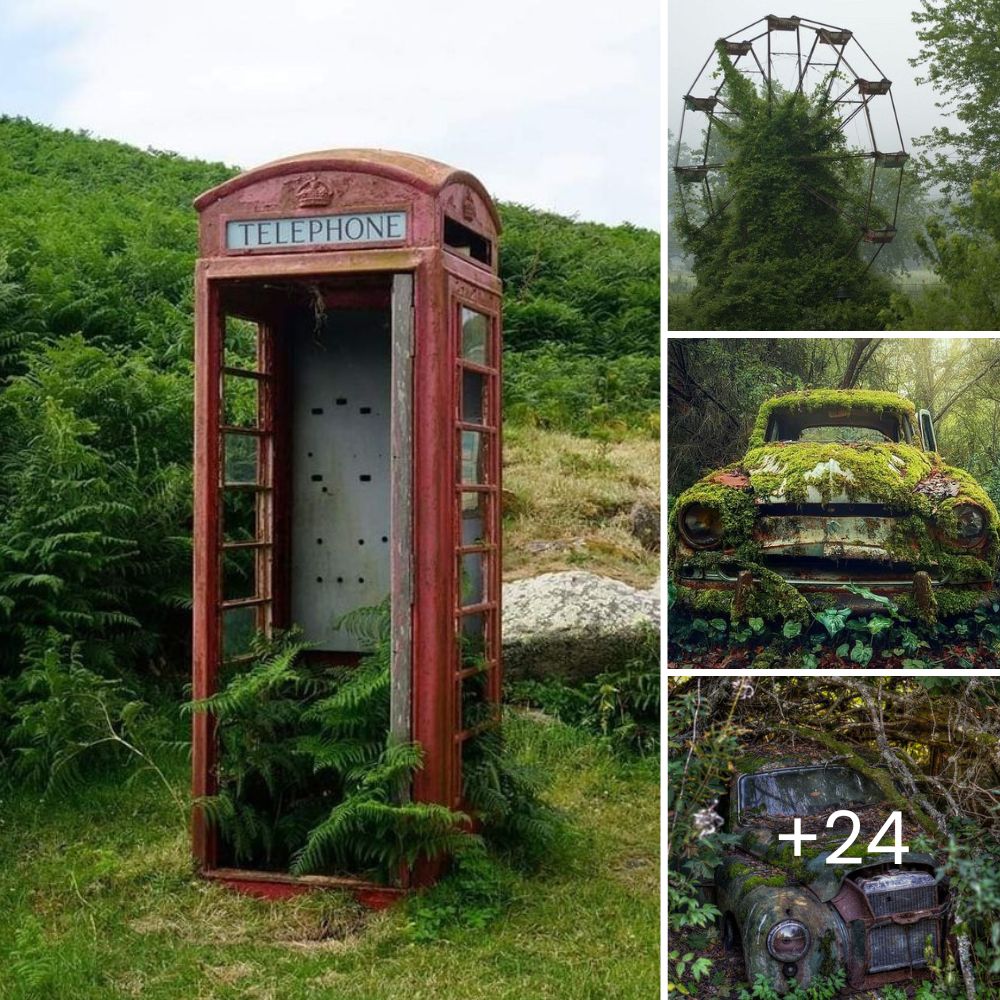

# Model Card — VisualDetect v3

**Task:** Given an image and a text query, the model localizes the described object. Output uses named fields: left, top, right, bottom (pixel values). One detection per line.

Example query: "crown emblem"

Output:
left=462, top=190, right=476, bottom=221
left=295, top=174, right=333, bottom=208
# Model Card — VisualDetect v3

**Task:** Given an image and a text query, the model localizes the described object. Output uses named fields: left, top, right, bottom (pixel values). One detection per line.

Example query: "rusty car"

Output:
left=670, top=389, right=1000, bottom=622
left=714, top=762, right=949, bottom=994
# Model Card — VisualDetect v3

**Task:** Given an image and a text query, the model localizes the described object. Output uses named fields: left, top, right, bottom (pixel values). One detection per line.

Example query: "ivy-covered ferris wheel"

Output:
left=673, top=14, right=909, bottom=269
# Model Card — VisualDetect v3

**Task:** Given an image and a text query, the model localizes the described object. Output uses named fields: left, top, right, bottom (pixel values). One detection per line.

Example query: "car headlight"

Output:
left=767, top=920, right=810, bottom=962
left=950, top=503, right=987, bottom=548
left=678, top=503, right=723, bottom=549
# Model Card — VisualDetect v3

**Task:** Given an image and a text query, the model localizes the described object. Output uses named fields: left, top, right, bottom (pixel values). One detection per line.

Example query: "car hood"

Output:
left=741, top=827, right=939, bottom=901
left=742, top=441, right=932, bottom=506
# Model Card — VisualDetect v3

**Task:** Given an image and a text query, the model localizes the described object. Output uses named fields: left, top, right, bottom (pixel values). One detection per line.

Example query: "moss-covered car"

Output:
left=715, top=762, right=949, bottom=994
left=671, top=389, right=1000, bottom=622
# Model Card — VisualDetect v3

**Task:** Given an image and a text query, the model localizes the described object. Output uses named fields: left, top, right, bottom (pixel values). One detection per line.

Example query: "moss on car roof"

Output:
left=749, top=389, right=918, bottom=448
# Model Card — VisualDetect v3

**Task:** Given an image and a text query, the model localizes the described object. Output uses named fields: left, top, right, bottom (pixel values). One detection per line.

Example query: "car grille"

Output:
left=857, top=871, right=940, bottom=973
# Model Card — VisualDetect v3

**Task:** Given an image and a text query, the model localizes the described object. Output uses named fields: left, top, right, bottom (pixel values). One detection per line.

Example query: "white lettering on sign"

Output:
left=226, top=211, right=407, bottom=250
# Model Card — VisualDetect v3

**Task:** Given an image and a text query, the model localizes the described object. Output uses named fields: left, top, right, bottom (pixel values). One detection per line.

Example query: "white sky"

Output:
left=667, top=0, right=947, bottom=151
left=2, top=0, right=660, bottom=230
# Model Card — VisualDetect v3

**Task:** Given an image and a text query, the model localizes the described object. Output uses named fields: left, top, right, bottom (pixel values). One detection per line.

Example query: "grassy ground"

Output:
left=503, top=425, right=659, bottom=588
left=0, top=713, right=659, bottom=1000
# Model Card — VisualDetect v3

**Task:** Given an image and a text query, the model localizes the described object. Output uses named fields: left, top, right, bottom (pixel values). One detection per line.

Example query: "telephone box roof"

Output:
left=193, top=147, right=502, bottom=231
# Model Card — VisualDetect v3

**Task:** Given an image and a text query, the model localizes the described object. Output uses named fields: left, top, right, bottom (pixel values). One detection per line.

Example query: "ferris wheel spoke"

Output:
left=796, top=33, right=820, bottom=94
left=722, top=17, right=768, bottom=40
left=820, top=45, right=850, bottom=105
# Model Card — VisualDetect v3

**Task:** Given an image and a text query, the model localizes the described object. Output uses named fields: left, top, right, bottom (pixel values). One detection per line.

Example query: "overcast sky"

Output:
left=668, top=0, right=947, bottom=152
left=1, top=0, right=659, bottom=230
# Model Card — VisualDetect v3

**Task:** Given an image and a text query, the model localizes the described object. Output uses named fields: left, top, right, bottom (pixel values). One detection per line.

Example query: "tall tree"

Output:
left=910, top=0, right=1000, bottom=195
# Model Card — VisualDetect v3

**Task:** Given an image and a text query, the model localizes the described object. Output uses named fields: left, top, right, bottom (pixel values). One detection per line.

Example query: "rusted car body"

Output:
left=715, top=763, right=949, bottom=993
left=671, top=389, right=1000, bottom=620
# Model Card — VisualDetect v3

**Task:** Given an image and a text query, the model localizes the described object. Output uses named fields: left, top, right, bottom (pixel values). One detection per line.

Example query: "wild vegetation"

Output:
left=667, top=676, right=1000, bottom=997
left=668, top=0, right=1000, bottom=332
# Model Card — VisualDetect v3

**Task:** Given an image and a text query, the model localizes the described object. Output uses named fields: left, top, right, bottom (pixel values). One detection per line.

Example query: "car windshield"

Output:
left=739, top=766, right=884, bottom=819
left=766, top=407, right=906, bottom=444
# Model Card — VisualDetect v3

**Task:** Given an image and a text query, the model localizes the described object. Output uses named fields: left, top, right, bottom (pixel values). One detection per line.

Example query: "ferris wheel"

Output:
left=673, top=14, right=909, bottom=267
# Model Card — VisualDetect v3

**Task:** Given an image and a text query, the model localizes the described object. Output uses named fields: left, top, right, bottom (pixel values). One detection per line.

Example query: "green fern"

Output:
left=192, top=605, right=561, bottom=881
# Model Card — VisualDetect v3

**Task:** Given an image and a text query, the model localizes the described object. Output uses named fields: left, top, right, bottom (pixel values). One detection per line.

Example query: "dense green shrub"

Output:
left=504, top=344, right=658, bottom=435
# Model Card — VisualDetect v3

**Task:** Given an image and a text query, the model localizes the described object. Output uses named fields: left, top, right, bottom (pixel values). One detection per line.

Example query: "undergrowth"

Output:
left=668, top=582, right=1000, bottom=668
left=506, top=624, right=659, bottom=755
left=189, top=606, right=564, bottom=883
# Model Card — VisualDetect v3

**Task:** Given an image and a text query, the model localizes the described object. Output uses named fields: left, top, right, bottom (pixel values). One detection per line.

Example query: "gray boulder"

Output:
left=502, top=571, right=660, bottom=682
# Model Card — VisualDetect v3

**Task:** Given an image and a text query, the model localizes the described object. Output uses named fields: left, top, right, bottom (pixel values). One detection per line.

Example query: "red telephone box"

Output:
left=191, top=150, right=502, bottom=900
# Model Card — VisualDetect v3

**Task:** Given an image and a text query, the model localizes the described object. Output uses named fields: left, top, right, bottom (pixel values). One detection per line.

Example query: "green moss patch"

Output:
left=748, top=389, right=917, bottom=449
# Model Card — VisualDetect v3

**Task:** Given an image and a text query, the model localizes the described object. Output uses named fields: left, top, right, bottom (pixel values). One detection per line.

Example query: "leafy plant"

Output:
left=192, top=607, right=560, bottom=882
left=736, top=969, right=846, bottom=1000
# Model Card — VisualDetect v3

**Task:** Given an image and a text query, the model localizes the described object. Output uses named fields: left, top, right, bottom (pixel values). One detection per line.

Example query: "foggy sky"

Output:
left=667, top=0, right=952, bottom=151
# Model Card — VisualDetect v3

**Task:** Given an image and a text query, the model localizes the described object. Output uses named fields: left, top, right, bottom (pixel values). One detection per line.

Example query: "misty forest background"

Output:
left=667, top=0, right=1000, bottom=331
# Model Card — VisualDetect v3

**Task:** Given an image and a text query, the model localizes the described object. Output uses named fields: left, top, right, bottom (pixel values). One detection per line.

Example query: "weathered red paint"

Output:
left=192, top=150, right=503, bottom=902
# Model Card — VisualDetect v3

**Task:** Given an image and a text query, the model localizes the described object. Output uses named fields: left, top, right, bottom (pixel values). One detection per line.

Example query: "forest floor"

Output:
left=503, top=426, right=659, bottom=588
left=666, top=637, right=1000, bottom=670
left=0, top=712, right=659, bottom=1000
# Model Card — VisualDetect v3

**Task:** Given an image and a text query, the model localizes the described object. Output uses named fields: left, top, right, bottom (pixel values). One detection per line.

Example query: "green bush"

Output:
left=504, top=344, right=658, bottom=435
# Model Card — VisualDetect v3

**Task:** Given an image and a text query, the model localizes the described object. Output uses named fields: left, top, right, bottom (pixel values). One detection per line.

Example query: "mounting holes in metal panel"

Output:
left=316, top=538, right=323, bottom=545
left=358, top=577, right=365, bottom=583
left=316, top=576, right=323, bottom=583
left=337, top=576, right=344, bottom=583
left=360, top=474, right=372, bottom=482
left=358, top=539, right=365, bottom=545
left=381, top=535, right=388, bottom=543
left=336, top=398, right=347, bottom=405
left=311, top=474, right=323, bottom=482
left=311, top=407, right=324, bottom=415
left=360, top=406, right=371, bottom=414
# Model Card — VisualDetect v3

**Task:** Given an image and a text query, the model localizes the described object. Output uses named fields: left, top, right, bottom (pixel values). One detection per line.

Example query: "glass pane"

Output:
left=223, top=546, right=258, bottom=601
left=461, top=369, right=485, bottom=424
left=460, top=669, right=490, bottom=730
left=223, top=373, right=259, bottom=428
left=224, top=315, right=259, bottom=371
left=461, top=491, right=487, bottom=545
left=739, top=766, right=883, bottom=818
left=222, top=606, right=257, bottom=659
left=458, top=612, right=487, bottom=670
left=459, top=431, right=487, bottom=485
left=460, top=307, right=489, bottom=365
left=224, top=433, right=258, bottom=485
left=222, top=488, right=257, bottom=542
left=459, top=552, right=485, bottom=607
